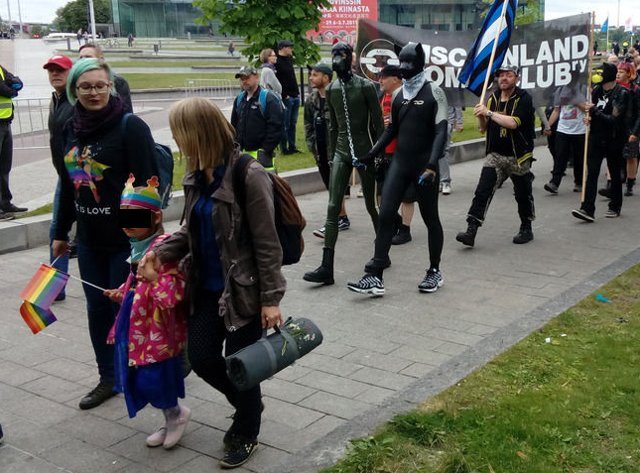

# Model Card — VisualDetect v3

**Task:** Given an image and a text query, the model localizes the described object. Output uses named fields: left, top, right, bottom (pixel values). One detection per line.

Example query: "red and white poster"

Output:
left=308, top=0, right=378, bottom=45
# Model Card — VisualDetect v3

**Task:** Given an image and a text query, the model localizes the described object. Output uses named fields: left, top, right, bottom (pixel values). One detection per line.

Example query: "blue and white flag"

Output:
left=458, top=0, right=518, bottom=96
left=601, top=17, right=608, bottom=33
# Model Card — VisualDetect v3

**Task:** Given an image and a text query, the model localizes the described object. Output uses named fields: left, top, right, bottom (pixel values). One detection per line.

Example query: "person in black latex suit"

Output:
left=347, top=42, right=449, bottom=297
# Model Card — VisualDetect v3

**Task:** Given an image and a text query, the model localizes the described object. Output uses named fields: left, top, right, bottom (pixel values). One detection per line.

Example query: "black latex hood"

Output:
left=332, top=42, right=353, bottom=80
left=398, top=42, right=426, bottom=80
left=601, top=62, right=617, bottom=84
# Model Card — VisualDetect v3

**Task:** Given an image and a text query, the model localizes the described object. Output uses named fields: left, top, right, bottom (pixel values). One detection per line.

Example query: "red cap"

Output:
left=43, top=55, right=73, bottom=71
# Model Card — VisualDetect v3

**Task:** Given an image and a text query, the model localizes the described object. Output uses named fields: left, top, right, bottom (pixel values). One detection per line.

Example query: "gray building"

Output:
left=111, top=0, right=217, bottom=37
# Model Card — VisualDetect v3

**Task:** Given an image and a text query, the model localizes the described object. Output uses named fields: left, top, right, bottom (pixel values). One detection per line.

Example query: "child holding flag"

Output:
left=105, top=174, right=190, bottom=449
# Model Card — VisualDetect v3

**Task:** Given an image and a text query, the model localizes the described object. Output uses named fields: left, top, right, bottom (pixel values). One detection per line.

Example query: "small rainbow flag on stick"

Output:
left=20, top=264, right=69, bottom=310
left=19, top=301, right=58, bottom=334
left=19, top=264, right=69, bottom=334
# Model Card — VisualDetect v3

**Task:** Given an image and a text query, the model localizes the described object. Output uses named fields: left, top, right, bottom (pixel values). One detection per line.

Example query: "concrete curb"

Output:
left=0, top=135, right=545, bottom=255
left=269, top=245, right=640, bottom=473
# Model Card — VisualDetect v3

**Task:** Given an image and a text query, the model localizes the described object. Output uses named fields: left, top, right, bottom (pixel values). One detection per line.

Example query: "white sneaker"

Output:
left=347, top=274, right=385, bottom=296
left=441, top=182, right=451, bottom=195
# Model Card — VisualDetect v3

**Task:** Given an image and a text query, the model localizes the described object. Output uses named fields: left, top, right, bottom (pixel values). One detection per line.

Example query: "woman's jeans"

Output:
left=77, top=242, right=130, bottom=385
left=49, top=180, right=69, bottom=298
left=188, top=290, right=263, bottom=440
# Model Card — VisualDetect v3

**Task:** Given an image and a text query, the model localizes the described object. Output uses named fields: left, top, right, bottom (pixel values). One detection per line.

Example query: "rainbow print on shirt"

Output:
left=64, top=145, right=110, bottom=203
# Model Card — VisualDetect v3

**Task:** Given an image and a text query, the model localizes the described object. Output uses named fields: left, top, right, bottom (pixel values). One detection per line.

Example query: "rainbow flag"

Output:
left=19, top=301, right=57, bottom=334
left=20, top=264, right=69, bottom=311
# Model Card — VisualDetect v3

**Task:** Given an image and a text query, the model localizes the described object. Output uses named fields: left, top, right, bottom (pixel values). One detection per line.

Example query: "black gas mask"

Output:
left=398, top=42, right=425, bottom=80
left=332, top=42, right=353, bottom=81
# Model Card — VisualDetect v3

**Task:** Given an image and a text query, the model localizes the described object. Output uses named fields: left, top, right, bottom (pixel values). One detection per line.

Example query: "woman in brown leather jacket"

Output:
left=138, top=97, right=286, bottom=469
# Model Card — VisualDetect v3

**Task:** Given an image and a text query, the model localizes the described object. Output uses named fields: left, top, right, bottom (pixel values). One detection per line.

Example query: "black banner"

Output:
left=355, top=13, right=591, bottom=107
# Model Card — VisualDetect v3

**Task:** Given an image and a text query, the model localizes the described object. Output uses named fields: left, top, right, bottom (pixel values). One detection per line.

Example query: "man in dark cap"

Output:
left=275, top=39, right=301, bottom=155
left=456, top=64, right=536, bottom=248
left=303, top=42, right=384, bottom=286
left=304, top=62, right=351, bottom=238
left=572, top=62, right=630, bottom=221
left=231, top=66, right=283, bottom=171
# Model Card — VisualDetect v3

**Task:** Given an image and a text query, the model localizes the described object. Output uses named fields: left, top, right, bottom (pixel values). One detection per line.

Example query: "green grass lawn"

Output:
left=323, top=265, right=640, bottom=473
left=121, top=72, right=237, bottom=89
left=110, top=60, right=241, bottom=69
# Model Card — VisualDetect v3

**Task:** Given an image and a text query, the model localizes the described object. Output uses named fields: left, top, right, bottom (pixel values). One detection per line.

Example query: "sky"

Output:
left=4, top=0, right=640, bottom=27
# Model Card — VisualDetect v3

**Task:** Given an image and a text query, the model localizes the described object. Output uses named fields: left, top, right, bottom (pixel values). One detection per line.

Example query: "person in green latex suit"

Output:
left=303, top=42, right=384, bottom=286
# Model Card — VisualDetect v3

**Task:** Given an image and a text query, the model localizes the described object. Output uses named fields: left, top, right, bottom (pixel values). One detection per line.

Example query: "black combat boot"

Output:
left=513, top=221, right=534, bottom=244
left=455, top=220, right=479, bottom=247
left=303, top=248, right=335, bottom=285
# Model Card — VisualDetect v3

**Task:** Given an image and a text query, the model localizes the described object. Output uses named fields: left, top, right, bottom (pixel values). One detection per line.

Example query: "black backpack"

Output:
left=233, top=154, right=306, bottom=265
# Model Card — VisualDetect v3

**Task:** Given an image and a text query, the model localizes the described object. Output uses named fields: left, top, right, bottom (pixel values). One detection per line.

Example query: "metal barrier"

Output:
left=184, top=79, right=240, bottom=101
left=11, top=94, right=234, bottom=151
left=12, top=98, right=50, bottom=150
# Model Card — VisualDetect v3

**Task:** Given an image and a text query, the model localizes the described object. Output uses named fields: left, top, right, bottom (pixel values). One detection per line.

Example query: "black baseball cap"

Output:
left=380, top=65, right=402, bottom=78
left=311, top=62, right=333, bottom=77
left=277, top=40, right=293, bottom=50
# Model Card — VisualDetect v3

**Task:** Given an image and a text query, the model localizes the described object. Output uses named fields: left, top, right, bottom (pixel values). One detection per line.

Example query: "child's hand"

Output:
left=138, top=251, right=160, bottom=282
left=104, top=289, right=123, bottom=303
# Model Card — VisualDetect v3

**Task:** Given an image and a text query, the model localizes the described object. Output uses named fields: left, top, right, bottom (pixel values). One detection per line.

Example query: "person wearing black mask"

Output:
left=572, top=62, right=630, bottom=221
left=275, top=40, right=301, bottom=155
left=303, top=42, right=384, bottom=286
left=347, top=42, right=448, bottom=296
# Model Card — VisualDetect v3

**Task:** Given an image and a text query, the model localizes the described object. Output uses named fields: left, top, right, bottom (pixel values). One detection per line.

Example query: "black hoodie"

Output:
left=275, top=54, right=299, bottom=99
left=54, top=112, right=158, bottom=251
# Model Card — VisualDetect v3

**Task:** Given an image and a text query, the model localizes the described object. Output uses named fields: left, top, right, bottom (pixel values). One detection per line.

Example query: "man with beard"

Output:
left=303, top=42, right=383, bottom=286
left=346, top=43, right=448, bottom=296
left=456, top=65, right=536, bottom=247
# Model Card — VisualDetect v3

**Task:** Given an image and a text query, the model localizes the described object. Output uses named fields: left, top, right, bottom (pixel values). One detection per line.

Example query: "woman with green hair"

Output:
left=52, top=57, right=158, bottom=410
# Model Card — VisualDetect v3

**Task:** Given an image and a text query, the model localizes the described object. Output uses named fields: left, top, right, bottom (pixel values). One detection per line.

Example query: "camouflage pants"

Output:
left=467, top=152, right=535, bottom=225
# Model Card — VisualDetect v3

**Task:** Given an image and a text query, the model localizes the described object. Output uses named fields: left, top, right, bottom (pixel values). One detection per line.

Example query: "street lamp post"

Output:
left=88, top=0, right=97, bottom=42
left=16, top=0, right=23, bottom=36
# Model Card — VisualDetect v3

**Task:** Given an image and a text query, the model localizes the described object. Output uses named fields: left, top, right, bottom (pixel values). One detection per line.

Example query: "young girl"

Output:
left=105, top=174, right=190, bottom=449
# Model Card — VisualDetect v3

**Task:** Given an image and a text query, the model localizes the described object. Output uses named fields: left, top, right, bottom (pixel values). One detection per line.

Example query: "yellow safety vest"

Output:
left=0, top=68, right=14, bottom=120
left=243, top=149, right=277, bottom=173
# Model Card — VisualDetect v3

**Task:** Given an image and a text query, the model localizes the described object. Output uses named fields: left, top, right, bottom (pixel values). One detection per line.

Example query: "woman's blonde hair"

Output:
left=259, top=48, right=275, bottom=64
left=169, top=98, right=236, bottom=172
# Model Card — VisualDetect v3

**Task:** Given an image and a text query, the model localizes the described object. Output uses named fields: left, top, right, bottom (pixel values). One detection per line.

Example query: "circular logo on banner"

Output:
left=359, top=39, right=399, bottom=82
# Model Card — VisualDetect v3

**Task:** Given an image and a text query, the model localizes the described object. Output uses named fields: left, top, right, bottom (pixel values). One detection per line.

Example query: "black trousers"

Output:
left=369, top=159, right=443, bottom=273
left=467, top=155, right=535, bottom=225
left=552, top=132, right=584, bottom=187
left=189, top=290, right=263, bottom=440
left=581, top=141, right=624, bottom=215
left=0, top=124, right=13, bottom=207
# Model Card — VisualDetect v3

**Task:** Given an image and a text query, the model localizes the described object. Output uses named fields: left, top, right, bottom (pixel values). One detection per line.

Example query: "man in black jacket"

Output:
left=0, top=63, right=25, bottom=220
left=275, top=40, right=301, bottom=155
left=456, top=65, right=536, bottom=247
left=44, top=54, right=74, bottom=299
left=572, top=62, right=630, bottom=221
left=231, top=66, right=283, bottom=171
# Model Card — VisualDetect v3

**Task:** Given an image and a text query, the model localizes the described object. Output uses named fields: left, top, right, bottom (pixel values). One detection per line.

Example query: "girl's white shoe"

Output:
left=163, top=406, right=191, bottom=449
left=146, top=427, right=167, bottom=447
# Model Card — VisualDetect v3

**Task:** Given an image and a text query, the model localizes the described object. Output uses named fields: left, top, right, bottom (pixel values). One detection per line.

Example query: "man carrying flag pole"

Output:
left=456, top=0, right=537, bottom=247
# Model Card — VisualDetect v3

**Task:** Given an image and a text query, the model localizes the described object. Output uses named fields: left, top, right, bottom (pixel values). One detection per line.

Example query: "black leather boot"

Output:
left=513, top=221, right=534, bottom=244
left=303, top=248, right=335, bottom=285
left=456, top=220, right=479, bottom=247
left=625, top=178, right=635, bottom=197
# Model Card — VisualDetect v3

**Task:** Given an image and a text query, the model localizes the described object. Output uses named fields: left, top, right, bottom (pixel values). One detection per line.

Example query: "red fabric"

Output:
left=381, top=93, right=397, bottom=154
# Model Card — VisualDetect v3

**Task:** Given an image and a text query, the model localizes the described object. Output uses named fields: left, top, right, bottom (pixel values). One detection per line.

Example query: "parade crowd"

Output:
left=0, top=36, right=638, bottom=469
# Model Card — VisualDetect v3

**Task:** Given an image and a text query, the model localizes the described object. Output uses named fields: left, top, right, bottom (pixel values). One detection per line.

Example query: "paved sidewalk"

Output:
left=1, top=148, right=640, bottom=473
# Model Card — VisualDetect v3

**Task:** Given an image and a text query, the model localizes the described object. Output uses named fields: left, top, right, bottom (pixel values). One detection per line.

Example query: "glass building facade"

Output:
left=379, top=0, right=545, bottom=31
left=111, top=0, right=216, bottom=37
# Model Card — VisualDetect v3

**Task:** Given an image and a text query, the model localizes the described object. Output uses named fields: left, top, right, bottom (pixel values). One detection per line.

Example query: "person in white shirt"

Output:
left=544, top=82, right=589, bottom=194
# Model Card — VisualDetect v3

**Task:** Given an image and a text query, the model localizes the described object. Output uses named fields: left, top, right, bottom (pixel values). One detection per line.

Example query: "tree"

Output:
left=53, top=0, right=111, bottom=33
left=194, top=0, right=332, bottom=65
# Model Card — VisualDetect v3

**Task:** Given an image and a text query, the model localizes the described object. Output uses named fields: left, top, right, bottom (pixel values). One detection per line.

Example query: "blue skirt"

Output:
left=114, top=290, right=185, bottom=418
